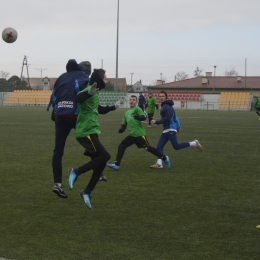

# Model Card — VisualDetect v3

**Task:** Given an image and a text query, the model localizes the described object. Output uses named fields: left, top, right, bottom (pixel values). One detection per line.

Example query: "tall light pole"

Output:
left=160, top=73, right=162, bottom=84
left=130, top=73, right=134, bottom=87
left=213, top=66, right=216, bottom=92
left=115, top=0, right=119, bottom=92
left=245, top=58, right=247, bottom=90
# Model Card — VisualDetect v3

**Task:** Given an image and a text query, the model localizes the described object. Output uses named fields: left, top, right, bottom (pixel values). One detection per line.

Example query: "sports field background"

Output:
left=0, top=106, right=259, bottom=260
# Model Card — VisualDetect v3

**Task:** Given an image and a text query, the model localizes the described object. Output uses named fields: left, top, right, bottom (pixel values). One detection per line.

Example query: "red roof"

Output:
left=150, top=76, right=260, bottom=90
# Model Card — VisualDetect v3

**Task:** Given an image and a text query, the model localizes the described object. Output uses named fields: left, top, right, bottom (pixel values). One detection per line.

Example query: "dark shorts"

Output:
left=148, top=113, right=154, bottom=118
left=121, top=135, right=150, bottom=149
left=256, top=107, right=260, bottom=111
left=77, top=134, right=107, bottom=157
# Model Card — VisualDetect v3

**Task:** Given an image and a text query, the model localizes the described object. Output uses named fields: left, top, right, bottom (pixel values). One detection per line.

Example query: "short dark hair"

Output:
left=160, top=91, right=168, bottom=99
left=130, top=95, right=137, bottom=101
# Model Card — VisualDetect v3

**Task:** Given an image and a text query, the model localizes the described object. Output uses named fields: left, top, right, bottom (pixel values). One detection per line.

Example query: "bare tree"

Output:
left=224, top=67, right=238, bottom=76
left=175, top=71, right=189, bottom=81
left=194, top=66, right=203, bottom=77
left=0, top=70, right=10, bottom=79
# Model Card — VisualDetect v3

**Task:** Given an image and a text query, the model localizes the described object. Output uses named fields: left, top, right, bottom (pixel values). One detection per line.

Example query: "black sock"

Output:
left=83, top=188, right=91, bottom=194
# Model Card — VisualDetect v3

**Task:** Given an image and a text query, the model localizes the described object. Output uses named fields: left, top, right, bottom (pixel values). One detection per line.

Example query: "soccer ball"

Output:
left=2, top=27, right=18, bottom=43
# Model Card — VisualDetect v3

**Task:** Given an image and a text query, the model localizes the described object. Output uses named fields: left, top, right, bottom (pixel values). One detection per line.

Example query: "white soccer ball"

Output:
left=2, top=27, right=18, bottom=43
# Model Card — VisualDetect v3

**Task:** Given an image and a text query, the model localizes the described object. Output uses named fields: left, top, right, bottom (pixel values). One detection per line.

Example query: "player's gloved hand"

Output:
left=88, top=82, right=98, bottom=95
left=115, top=100, right=121, bottom=109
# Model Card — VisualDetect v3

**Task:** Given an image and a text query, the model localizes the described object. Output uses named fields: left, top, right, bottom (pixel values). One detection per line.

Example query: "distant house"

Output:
left=42, top=77, right=51, bottom=90
left=156, top=80, right=165, bottom=85
left=29, top=77, right=57, bottom=90
left=106, top=78, right=127, bottom=91
left=29, top=77, right=127, bottom=91
left=130, top=81, right=148, bottom=93
left=148, top=74, right=260, bottom=95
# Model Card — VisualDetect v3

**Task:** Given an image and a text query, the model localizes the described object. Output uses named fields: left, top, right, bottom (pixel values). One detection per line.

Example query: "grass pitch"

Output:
left=0, top=107, right=259, bottom=260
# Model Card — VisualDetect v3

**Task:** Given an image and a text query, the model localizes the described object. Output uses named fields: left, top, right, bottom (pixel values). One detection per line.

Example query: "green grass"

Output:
left=0, top=107, right=260, bottom=260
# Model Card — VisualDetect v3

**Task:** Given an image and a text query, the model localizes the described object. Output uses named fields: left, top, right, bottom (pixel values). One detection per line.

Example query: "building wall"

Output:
left=122, top=93, right=251, bottom=111
left=123, top=94, right=219, bottom=109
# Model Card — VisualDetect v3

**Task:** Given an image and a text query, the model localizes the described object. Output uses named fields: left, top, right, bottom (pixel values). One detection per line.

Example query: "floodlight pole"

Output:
left=115, top=0, right=119, bottom=92
left=245, top=58, right=247, bottom=91
left=130, top=73, right=134, bottom=87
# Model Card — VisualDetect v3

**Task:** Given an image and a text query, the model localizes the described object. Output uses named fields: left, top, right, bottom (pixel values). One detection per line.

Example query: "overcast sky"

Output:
left=1, top=0, right=260, bottom=85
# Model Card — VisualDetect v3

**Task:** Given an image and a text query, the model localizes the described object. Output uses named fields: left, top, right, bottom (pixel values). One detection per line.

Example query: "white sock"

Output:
left=157, top=159, right=162, bottom=165
left=189, top=141, right=197, bottom=147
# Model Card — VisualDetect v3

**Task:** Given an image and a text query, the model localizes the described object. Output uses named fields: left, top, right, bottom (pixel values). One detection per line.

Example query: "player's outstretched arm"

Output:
left=76, top=83, right=98, bottom=103
left=133, top=115, right=146, bottom=121
left=98, top=105, right=116, bottom=114
left=98, top=99, right=123, bottom=114
left=118, top=124, right=126, bottom=133
left=76, top=91, right=92, bottom=103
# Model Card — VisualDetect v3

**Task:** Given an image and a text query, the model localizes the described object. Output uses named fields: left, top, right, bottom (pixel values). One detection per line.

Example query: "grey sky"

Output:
left=1, top=0, right=260, bottom=85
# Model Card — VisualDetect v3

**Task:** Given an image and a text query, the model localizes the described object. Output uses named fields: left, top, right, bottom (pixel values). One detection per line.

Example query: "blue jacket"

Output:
left=155, top=99, right=180, bottom=131
left=138, top=94, right=146, bottom=106
left=48, top=59, right=89, bottom=116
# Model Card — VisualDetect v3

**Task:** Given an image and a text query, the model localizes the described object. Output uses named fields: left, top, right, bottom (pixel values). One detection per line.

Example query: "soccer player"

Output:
left=106, top=95, right=171, bottom=171
left=145, top=91, right=158, bottom=127
left=138, top=92, right=146, bottom=111
left=255, top=95, right=260, bottom=118
left=48, top=59, right=91, bottom=199
left=150, top=91, right=203, bottom=169
left=67, top=68, right=121, bottom=209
